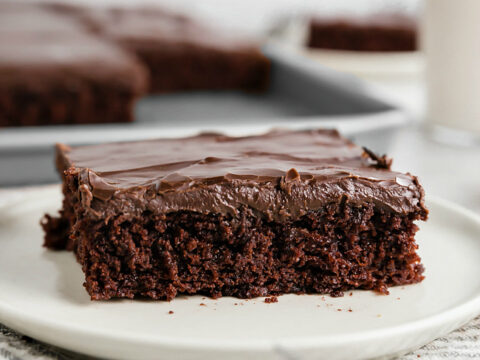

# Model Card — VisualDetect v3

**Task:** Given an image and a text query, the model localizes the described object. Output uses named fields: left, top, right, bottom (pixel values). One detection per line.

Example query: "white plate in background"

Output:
left=268, top=16, right=424, bottom=81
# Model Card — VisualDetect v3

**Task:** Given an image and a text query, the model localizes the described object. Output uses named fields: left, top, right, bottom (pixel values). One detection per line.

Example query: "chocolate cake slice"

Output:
left=308, top=13, right=418, bottom=52
left=42, top=130, right=428, bottom=300
left=0, top=6, right=148, bottom=127
left=0, top=2, right=269, bottom=127
left=48, top=5, right=271, bottom=93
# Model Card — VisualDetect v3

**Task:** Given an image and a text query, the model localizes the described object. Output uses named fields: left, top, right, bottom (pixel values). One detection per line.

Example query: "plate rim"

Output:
left=0, top=190, right=479, bottom=354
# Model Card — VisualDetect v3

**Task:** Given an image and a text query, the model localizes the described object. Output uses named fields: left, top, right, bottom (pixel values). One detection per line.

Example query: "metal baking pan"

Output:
left=0, top=44, right=409, bottom=186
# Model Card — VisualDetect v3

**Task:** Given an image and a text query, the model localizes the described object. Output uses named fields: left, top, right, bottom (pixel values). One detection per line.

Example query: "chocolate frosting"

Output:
left=57, top=130, right=427, bottom=221
left=0, top=7, right=147, bottom=93
left=57, top=5, right=262, bottom=54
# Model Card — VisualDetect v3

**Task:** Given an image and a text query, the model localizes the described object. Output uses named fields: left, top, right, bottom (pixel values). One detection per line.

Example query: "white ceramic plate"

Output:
left=298, top=48, right=424, bottom=80
left=1, top=186, right=480, bottom=360
left=268, top=17, right=424, bottom=80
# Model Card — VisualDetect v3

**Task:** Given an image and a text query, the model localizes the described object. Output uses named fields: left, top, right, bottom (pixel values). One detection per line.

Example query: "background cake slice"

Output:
left=0, top=2, right=269, bottom=127
left=43, top=129, right=428, bottom=300
left=74, top=6, right=271, bottom=93
left=308, top=13, right=418, bottom=52
left=0, top=5, right=148, bottom=127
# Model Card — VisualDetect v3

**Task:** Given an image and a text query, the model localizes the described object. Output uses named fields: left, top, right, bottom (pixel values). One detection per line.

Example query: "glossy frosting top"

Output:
left=58, top=130, right=427, bottom=221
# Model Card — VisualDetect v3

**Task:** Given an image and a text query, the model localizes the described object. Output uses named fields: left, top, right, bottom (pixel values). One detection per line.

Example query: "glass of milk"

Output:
left=423, top=0, right=480, bottom=143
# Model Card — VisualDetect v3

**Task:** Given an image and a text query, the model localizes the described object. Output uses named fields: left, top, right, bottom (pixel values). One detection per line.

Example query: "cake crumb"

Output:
left=348, top=308, right=353, bottom=312
left=377, top=314, right=382, bottom=318
left=199, top=303, right=206, bottom=306
left=234, top=303, right=238, bottom=306
left=337, top=308, right=342, bottom=312
left=168, top=311, right=174, bottom=314
left=265, top=296, right=278, bottom=303
left=397, top=297, right=401, bottom=300
left=349, top=292, right=353, bottom=296
left=321, top=296, right=325, bottom=301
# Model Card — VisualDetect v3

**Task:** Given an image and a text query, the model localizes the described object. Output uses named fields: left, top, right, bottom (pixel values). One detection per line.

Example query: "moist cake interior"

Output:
left=43, top=130, right=428, bottom=300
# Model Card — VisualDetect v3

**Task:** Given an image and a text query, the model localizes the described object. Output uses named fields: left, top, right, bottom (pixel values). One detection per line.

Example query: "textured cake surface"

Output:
left=43, top=130, right=428, bottom=300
